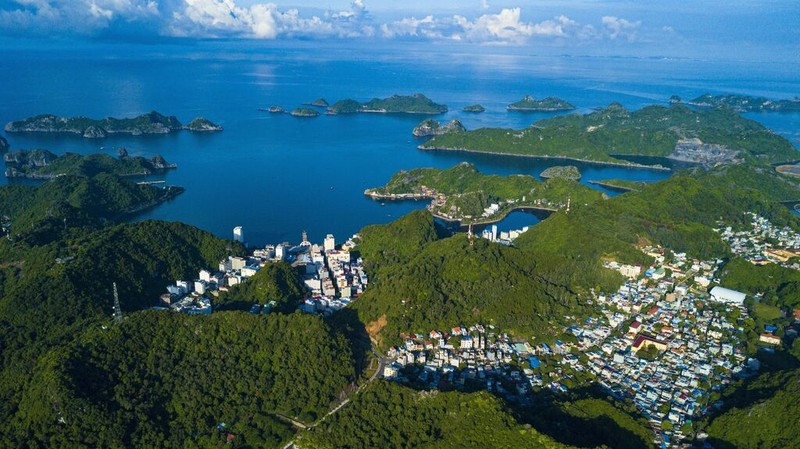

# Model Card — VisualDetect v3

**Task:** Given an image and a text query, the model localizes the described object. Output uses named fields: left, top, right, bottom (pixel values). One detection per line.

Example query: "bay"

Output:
left=1, top=40, right=797, bottom=246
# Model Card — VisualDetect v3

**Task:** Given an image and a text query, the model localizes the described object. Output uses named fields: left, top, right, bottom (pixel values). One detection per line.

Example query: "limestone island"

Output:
left=412, top=119, right=466, bottom=138
left=290, top=108, right=320, bottom=117
left=685, top=93, right=800, bottom=113
left=364, top=162, right=604, bottom=225
left=4, top=111, right=222, bottom=138
left=327, top=94, right=447, bottom=115
left=507, top=95, right=575, bottom=111
left=258, top=106, right=285, bottom=113
left=4, top=149, right=176, bottom=179
left=463, top=104, right=486, bottom=113
left=540, top=165, right=581, bottom=181
left=420, top=103, right=797, bottom=168
left=304, top=98, right=329, bottom=107
left=185, top=117, right=223, bottom=132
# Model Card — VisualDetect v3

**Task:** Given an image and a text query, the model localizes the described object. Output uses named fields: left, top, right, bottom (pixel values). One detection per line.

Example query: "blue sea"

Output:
left=1, top=40, right=798, bottom=246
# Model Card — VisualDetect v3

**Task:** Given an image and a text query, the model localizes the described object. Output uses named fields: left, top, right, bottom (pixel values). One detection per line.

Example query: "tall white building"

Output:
left=275, top=243, right=285, bottom=260
left=233, top=226, right=244, bottom=244
left=491, top=225, right=498, bottom=242
left=324, top=234, right=336, bottom=252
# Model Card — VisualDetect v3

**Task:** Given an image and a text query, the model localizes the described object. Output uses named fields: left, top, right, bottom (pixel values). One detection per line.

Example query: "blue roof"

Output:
left=765, top=325, right=778, bottom=332
left=529, top=356, right=541, bottom=368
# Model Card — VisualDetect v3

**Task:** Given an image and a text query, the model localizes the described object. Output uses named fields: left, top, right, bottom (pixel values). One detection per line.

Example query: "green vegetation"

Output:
left=0, top=174, right=183, bottom=244
left=516, top=164, right=800, bottom=265
left=0, top=219, right=247, bottom=446
left=719, top=258, right=800, bottom=310
left=4, top=150, right=175, bottom=179
left=588, top=178, right=649, bottom=192
left=705, top=368, right=800, bottom=449
left=216, top=262, right=307, bottom=312
left=527, top=396, right=655, bottom=449
left=463, top=104, right=485, bottom=112
left=327, top=94, right=447, bottom=114
left=689, top=93, right=800, bottom=113
left=507, top=95, right=575, bottom=111
left=184, top=117, right=223, bottom=131
left=5, top=111, right=183, bottom=137
left=15, top=311, right=354, bottom=449
left=367, top=162, right=603, bottom=220
left=305, top=98, right=329, bottom=107
left=354, top=210, right=622, bottom=347
left=291, top=108, right=320, bottom=117
left=412, top=119, right=465, bottom=137
left=326, top=99, right=362, bottom=114
left=299, top=380, right=573, bottom=449
left=540, top=165, right=581, bottom=181
left=422, top=104, right=797, bottom=166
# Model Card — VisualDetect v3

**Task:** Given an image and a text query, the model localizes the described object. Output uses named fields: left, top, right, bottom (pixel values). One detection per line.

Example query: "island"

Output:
left=463, top=104, right=486, bottom=113
left=184, top=117, right=223, bottom=132
left=290, top=108, right=320, bottom=117
left=0, top=136, right=8, bottom=152
left=364, top=162, right=603, bottom=224
left=304, top=98, right=329, bottom=107
left=258, top=106, right=285, bottom=113
left=411, top=119, right=466, bottom=137
left=326, top=93, right=447, bottom=115
left=507, top=95, right=575, bottom=111
left=685, top=93, right=800, bottom=112
left=4, top=111, right=222, bottom=138
left=540, top=165, right=581, bottom=181
left=4, top=149, right=176, bottom=179
left=420, top=103, right=798, bottom=167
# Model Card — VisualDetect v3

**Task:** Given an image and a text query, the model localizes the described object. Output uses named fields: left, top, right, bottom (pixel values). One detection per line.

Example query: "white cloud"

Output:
left=0, top=1, right=646, bottom=46
left=601, top=15, right=641, bottom=41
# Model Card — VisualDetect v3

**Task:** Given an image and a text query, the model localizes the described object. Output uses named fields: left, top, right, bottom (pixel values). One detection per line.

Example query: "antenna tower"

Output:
left=112, top=282, right=123, bottom=323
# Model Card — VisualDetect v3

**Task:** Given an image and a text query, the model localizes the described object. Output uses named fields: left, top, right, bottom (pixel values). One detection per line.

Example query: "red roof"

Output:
left=630, top=321, right=641, bottom=329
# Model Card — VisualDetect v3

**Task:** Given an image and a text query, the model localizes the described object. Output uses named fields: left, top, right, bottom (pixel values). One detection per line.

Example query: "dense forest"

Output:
left=299, top=380, right=573, bottom=449
left=15, top=312, right=354, bottom=449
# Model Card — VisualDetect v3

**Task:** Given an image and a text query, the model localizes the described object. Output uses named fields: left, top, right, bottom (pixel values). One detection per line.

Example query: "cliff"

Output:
left=412, top=119, right=466, bottom=137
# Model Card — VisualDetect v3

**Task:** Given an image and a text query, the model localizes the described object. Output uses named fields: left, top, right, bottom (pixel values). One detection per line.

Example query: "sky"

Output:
left=0, top=0, right=798, bottom=60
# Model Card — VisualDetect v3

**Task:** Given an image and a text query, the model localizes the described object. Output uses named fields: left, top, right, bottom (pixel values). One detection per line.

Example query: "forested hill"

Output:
left=354, top=164, right=800, bottom=347
left=353, top=210, right=623, bottom=347
left=299, top=380, right=576, bottom=449
left=0, top=173, right=183, bottom=245
left=16, top=312, right=355, bottom=449
left=421, top=104, right=797, bottom=166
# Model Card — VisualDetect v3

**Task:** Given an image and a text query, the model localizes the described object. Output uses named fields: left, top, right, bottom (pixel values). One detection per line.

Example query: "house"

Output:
left=759, top=333, right=782, bottom=345
left=632, top=335, right=668, bottom=352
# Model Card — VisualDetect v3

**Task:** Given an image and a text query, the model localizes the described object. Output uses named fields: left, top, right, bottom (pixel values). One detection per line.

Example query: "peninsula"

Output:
left=4, top=150, right=176, bottom=179
left=420, top=103, right=797, bottom=167
left=507, top=95, right=575, bottom=111
left=327, top=93, right=447, bottom=115
left=4, top=111, right=222, bottom=138
left=685, top=93, right=800, bottom=112
left=364, top=162, right=603, bottom=224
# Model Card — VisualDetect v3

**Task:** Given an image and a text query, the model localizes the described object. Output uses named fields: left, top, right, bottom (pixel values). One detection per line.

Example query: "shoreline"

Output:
left=433, top=205, right=556, bottom=228
left=419, top=145, right=672, bottom=172
left=586, top=180, right=637, bottom=192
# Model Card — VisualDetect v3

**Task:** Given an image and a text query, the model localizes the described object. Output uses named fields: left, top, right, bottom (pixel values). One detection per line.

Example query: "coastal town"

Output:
left=156, top=227, right=367, bottom=316
left=380, top=240, right=789, bottom=448
left=717, top=212, right=800, bottom=268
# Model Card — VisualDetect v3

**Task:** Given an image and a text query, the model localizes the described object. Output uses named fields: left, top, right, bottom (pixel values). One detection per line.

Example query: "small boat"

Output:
left=381, top=202, right=385, bottom=206
left=330, top=186, right=334, bottom=190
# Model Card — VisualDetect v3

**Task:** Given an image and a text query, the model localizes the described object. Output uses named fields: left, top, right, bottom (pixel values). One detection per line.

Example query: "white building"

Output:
left=709, top=286, right=746, bottom=305
left=275, top=244, right=285, bottom=260
left=324, top=234, right=336, bottom=252
left=233, top=226, right=244, bottom=244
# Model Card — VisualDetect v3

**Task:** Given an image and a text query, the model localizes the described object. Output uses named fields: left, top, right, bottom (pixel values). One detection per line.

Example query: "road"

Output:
left=280, top=347, right=394, bottom=448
